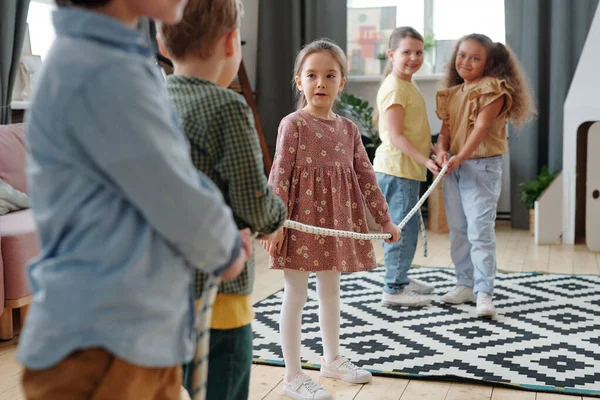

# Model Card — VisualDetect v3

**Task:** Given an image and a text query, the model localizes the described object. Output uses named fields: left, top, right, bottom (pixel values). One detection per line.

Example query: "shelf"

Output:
left=347, top=73, right=445, bottom=83
left=11, top=100, right=31, bottom=110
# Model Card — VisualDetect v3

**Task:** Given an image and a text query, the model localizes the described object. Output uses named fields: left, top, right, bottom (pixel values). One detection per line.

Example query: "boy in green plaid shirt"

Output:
left=158, top=0, right=286, bottom=398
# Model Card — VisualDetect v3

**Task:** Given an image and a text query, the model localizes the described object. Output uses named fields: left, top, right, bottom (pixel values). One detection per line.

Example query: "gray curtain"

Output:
left=505, top=0, right=598, bottom=229
left=0, top=0, right=30, bottom=124
left=257, top=0, right=347, bottom=157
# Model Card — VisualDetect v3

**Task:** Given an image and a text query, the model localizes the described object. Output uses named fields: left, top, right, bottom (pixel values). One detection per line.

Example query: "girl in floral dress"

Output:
left=261, top=39, right=400, bottom=400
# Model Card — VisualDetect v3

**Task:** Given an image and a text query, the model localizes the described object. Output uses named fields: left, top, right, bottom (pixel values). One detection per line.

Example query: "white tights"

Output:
left=280, top=269, right=341, bottom=382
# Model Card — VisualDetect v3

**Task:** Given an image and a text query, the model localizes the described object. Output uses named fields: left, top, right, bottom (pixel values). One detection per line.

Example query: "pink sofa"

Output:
left=0, top=123, right=37, bottom=340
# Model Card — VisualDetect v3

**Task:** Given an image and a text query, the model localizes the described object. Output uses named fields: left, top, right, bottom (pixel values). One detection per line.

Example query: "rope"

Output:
left=283, top=163, right=447, bottom=237
left=191, top=163, right=448, bottom=400
left=417, top=209, right=427, bottom=257
left=191, top=275, right=219, bottom=399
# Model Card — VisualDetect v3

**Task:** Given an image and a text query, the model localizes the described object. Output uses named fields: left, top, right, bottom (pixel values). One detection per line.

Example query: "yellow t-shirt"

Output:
left=373, top=74, right=431, bottom=182
left=195, top=294, right=254, bottom=330
left=435, top=76, right=513, bottom=158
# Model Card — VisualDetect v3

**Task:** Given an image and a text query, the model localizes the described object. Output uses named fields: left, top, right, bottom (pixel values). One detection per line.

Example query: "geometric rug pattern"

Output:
left=252, top=267, right=600, bottom=397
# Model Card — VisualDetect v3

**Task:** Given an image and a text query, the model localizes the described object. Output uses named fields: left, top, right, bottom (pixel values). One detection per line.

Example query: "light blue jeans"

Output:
left=376, top=173, right=420, bottom=294
left=443, top=156, right=503, bottom=295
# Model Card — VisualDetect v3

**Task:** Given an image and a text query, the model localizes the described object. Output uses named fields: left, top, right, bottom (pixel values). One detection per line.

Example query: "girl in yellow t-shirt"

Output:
left=373, top=26, right=441, bottom=308
left=434, top=33, right=535, bottom=317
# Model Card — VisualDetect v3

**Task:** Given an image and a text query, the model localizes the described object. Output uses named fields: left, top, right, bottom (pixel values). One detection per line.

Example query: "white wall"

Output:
left=586, top=123, right=600, bottom=251
left=240, top=0, right=259, bottom=89
left=535, top=173, right=563, bottom=245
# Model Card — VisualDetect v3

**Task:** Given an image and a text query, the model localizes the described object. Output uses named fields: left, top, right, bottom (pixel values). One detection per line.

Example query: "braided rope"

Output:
left=192, top=164, right=448, bottom=400
left=191, top=276, right=219, bottom=399
left=417, top=209, right=427, bottom=257
left=283, top=162, right=447, bottom=237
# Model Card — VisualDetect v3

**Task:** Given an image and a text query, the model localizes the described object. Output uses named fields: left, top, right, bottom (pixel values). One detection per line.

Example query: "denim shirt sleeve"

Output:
left=68, top=62, right=240, bottom=274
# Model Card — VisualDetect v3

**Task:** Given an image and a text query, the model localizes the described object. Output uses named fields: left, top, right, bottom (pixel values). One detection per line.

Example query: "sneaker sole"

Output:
left=477, top=309, right=497, bottom=318
left=381, top=299, right=431, bottom=307
left=441, top=296, right=476, bottom=305
left=320, top=370, right=372, bottom=384
left=283, top=388, right=333, bottom=400
left=409, top=287, right=435, bottom=295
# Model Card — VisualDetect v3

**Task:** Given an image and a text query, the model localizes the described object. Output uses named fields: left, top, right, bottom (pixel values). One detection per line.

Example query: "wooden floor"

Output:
left=1, top=221, right=598, bottom=400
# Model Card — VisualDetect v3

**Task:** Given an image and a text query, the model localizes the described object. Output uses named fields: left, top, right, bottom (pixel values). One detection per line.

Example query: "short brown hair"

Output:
left=158, top=0, right=243, bottom=60
left=382, top=26, right=423, bottom=78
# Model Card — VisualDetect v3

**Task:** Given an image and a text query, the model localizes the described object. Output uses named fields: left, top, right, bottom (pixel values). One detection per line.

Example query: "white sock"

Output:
left=316, top=271, right=341, bottom=364
left=280, top=269, right=309, bottom=382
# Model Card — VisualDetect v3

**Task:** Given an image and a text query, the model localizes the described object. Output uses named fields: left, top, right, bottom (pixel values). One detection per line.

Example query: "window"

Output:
left=12, top=1, right=56, bottom=103
left=433, top=0, right=505, bottom=42
left=347, top=0, right=505, bottom=76
left=26, top=0, right=56, bottom=60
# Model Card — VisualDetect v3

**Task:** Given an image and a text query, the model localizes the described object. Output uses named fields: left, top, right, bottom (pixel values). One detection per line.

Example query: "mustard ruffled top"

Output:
left=436, top=76, right=513, bottom=158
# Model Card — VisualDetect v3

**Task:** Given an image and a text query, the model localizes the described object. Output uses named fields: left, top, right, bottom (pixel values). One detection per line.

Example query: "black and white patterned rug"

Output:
left=252, top=267, right=600, bottom=397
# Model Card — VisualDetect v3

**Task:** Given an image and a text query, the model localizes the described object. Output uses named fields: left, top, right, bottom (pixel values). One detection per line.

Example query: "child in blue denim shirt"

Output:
left=17, top=1, right=250, bottom=399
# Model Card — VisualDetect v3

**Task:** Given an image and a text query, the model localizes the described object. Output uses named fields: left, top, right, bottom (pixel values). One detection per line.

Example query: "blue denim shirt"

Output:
left=17, top=9, right=241, bottom=369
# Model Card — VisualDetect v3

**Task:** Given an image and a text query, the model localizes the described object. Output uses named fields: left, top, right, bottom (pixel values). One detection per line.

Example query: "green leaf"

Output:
left=336, top=92, right=380, bottom=144
left=519, top=165, right=559, bottom=208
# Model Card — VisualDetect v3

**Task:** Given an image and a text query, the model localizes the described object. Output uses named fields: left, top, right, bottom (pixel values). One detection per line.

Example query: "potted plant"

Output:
left=520, top=166, right=559, bottom=235
left=416, top=33, right=436, bottom=75
left=334, top=93, right=380, bottom=162
left=423, top=33, right=436, bottom=55
left=335, top=93, right=381, bottom=231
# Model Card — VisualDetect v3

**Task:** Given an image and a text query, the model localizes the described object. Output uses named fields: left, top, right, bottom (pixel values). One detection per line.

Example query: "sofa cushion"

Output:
left=0, top=209, right=36, bottom=237
left=0, top=123, right=27, bottom=194
left=0, top=209, right=37, bottom=300
left=0, top=178, right=30, bottom=216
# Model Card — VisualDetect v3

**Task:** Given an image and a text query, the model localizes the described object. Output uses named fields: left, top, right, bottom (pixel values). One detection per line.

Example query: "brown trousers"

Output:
left=22, top=348, right=182, bottom=400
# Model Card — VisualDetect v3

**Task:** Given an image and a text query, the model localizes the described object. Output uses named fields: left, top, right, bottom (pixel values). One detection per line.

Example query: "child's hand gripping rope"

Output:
left=191, top=162, right=449, bottom=400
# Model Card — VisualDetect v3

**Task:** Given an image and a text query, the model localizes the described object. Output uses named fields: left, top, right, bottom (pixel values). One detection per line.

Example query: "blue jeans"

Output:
left=443, top=156, right=503, bottom=295
left=377, top=173, right=420, bottom=294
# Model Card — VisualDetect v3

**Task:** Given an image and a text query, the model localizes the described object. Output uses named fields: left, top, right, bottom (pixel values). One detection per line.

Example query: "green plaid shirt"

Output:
left=167, top=76, right=286, bottom=298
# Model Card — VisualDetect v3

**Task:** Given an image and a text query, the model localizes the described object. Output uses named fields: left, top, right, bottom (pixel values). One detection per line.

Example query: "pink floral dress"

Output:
left=268, top=109, right=391, bottom=273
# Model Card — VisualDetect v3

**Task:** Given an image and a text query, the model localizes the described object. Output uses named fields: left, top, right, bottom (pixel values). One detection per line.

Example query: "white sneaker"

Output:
left=320, top=355, right=372, bottom=384
left=283, top=373, right=332, bottom=400
left=406, top=277, right=434, bottom=294
left=476, top=292, right=496, bottom=317
left=382, top=290, right=431, bottom=307
left=441, top=286, right=476, bottom=304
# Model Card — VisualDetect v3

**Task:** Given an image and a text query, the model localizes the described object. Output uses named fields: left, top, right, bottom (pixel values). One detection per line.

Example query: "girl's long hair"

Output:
left=442, top=33, right=536, bottom=127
